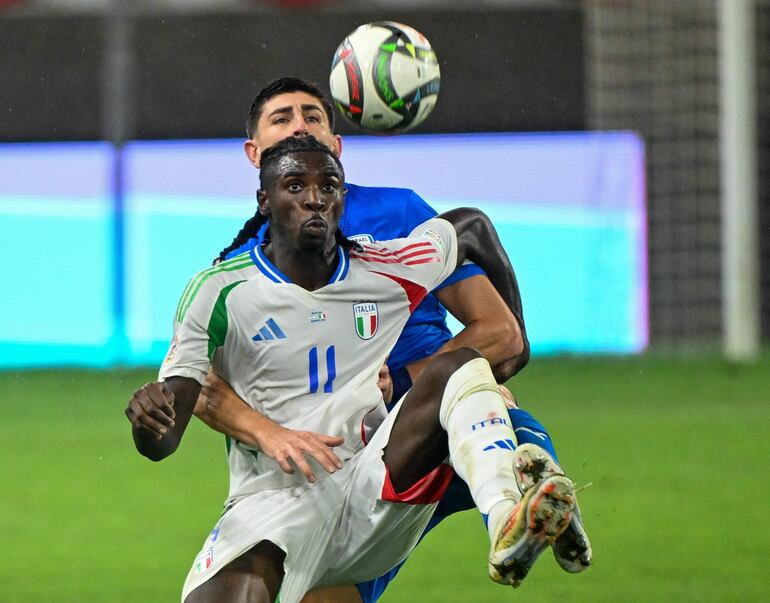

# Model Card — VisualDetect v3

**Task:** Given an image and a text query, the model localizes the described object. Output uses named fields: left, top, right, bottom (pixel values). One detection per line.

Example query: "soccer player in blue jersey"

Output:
left=133, top=78, right=590, bottom=602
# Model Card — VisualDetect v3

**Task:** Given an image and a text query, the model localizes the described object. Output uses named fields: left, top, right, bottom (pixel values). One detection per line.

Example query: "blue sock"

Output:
left=507, top=407, right=558, bottom=462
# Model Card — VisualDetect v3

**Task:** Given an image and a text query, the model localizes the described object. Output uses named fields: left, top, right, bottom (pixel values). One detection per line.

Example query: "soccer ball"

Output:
left=329, top=22, right=441, bottom=134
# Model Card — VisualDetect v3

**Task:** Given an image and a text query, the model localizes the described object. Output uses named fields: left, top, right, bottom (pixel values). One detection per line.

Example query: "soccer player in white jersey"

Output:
left=126, top=136, right=580, bottom=603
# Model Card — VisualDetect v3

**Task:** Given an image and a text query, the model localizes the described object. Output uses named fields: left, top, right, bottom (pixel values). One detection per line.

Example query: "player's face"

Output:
left=245, top=92, right=342, bottom=168
left=260, top=152, right=345, bottom=254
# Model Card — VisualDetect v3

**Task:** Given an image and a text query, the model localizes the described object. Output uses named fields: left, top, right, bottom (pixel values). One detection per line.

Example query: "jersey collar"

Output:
left=249, top=240, right=349, bottom=285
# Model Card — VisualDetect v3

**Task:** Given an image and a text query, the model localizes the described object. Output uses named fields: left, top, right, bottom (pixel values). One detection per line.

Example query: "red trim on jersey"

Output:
left=370, top=271, right=428, bottom=313
left=351, top=242, right=438, bottom=266
left=381, top=463, right=454, bottom=505
left=404, top=257, right=441, bottom=266
left=396, top=249, right=437, bottom=261
left=351, top=251, right=437, bottom=264
left=349, top=256, right=404, bottom=265
left=358, top=241, right=434, bottom=258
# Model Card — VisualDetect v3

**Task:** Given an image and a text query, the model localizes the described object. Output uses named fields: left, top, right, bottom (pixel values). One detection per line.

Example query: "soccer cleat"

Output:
left=552, top=505, right=592, bottom=573
left=512, top=443, right=593, bottom=573
left=488, top=474, right=576, bottom=588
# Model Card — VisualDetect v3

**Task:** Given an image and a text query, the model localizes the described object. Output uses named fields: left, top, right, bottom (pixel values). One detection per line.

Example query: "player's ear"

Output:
left=244, top=139, right=262, bottom=168
left=257, top=189, right=270, bottom=216
left=332, top=134, right=343, bottom=158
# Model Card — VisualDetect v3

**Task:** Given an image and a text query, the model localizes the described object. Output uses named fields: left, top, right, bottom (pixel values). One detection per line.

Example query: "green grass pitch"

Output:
left=1, top=353, right=769, bottom=602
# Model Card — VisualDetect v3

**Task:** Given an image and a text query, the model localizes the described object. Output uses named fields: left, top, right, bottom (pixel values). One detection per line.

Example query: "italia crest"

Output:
left=353, top=302, right=379, bottom=340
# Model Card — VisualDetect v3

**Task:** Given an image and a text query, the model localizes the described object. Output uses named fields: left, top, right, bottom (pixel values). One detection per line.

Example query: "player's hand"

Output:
left=377, top=363, right=394, bottom=403
left=125, top=382, right=176, bottom=439
left=256, top=423, right=345, bottom=484
left=498, top=384, right=518, bottom=409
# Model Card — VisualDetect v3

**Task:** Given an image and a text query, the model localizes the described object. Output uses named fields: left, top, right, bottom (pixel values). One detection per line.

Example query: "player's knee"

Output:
left=424, top=347, right=483, bottom=388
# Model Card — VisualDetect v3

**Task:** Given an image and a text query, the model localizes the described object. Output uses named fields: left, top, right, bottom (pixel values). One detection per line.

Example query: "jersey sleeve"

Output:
left=387, top=217, right=459, bottom=292
left=398, top=217, right=459, bottom=291
left=433, top=261, right=486, bottom=291
left=158, top=275, right=220, bottom=385
left=403, top=190, right=484, bottom=291
left=354, top=217, right=458, bottom=299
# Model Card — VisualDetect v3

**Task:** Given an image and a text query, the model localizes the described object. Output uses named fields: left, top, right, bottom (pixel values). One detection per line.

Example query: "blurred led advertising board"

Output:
left=0, top=142, right=116, bottom=367
left=342, top=132, right=648, bottom=354
left=0, top=132, right=646, bottom=368
left=122, top=140, right=257, bottom=364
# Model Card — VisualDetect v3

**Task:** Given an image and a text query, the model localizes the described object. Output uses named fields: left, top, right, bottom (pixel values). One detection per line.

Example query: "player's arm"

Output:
left=125, top=376, right=200, bottom=461
left=405, top=274, right=526, bottom=384
left=194, top=371, right=344, bottom=483
left=438, top=208, right=531, bottom=378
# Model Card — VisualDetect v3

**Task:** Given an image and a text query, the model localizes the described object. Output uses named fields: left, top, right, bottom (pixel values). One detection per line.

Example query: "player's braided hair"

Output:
left=245, top=77, right=335, bottom=138
left=214, top=136, right=359, bottom=264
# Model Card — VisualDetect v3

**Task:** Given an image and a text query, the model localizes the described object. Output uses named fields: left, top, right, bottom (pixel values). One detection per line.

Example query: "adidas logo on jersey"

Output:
left=252, top=318, right=286, bottom=342
left=482, top=439, right=516, bottom=452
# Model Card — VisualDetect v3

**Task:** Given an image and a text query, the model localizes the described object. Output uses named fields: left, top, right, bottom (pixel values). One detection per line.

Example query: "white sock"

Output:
left=438, top=357, right=519, bottom=537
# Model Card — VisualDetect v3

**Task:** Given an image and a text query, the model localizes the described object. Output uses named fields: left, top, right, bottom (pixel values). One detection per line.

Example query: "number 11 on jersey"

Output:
left=308, top=345, right=336, bottom=394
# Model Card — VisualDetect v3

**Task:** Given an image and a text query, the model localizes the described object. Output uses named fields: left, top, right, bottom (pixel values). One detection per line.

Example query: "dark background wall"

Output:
left=0, top=7, right=584, bottom=141
left=0, top=16, right=105, bottom=140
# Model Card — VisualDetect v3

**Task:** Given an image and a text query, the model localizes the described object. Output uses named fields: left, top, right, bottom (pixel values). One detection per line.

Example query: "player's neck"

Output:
left=264, top=240, right=338, bottom=291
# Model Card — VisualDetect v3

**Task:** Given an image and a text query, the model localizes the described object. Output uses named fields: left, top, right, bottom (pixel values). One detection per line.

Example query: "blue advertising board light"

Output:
left=0, top=132, right=646, bottom=368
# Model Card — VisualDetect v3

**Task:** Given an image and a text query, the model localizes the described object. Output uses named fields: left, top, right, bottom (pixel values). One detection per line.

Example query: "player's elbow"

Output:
left=133, top=432, right=178, bottom=462
left=140, top=447, right=174, bottom=462
left=493, top=316, right=525, bottom=363
left=490, top=322, right=530, bottom=383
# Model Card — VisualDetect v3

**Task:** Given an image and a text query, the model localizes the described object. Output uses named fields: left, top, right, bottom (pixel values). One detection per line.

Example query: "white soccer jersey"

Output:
left=160, top=218, right=458, bottom=499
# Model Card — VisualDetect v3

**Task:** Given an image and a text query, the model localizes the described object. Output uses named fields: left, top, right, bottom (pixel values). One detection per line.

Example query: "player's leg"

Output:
left=428, top=403, right=560, bottom=518
left=349, top=396, right=588, bottom=602
left=184, top=541, right=285, bottom=603
left=507, top=406, right=558, bottom=460
left=383, top=347, right=576, bottom=587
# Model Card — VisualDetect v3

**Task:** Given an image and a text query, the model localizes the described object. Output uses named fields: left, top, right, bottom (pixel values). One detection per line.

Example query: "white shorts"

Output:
left=181, top=400, right=454, bottom=603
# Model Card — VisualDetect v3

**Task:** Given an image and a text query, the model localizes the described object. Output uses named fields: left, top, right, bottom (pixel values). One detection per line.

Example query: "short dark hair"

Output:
left=246, top=77, right=336, bottom=138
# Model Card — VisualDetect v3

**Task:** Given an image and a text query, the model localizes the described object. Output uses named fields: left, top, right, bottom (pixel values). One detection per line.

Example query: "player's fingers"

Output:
left=146, top=388, right=176, bottom=422
left=287, top=448, right=316, bottom=483
left=136, top=396, right=175, bottom=430
left=307, top=434, right=344, bottom=470
left=302, top=441, right=342, bottom=473
left=124, top=405, right=143, bottom=430
left=314, top=434, right=345, bottom=447
left=272, top=450, right=295, bottom=475
left=136, top=421, right=167, bottom=439
left=127, top=404, right=168, bottom=438
left=161, top=385, right=175, bottom=413
left=288, top=433, right=341, bottom=473
left=143, top=399, right=176, bottom=427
